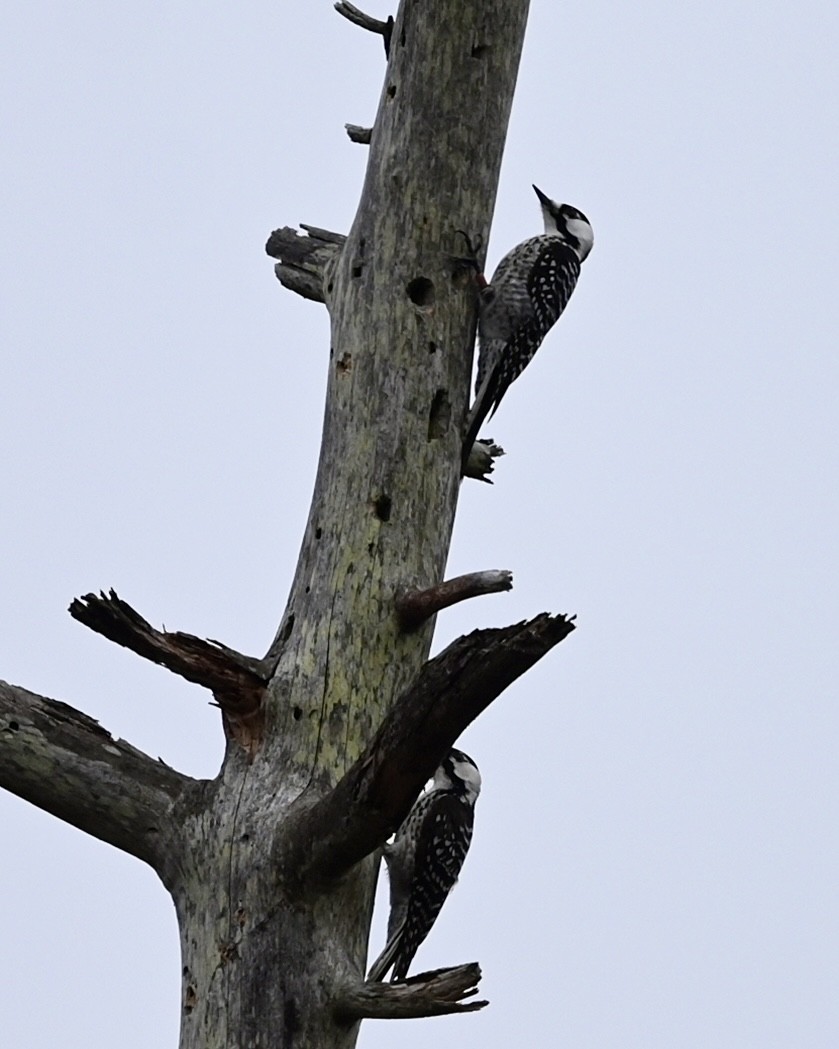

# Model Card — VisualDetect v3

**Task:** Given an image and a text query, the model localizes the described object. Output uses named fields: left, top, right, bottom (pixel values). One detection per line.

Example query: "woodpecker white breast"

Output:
left=366, top=749, right=481, bottom=982
left=462, top=185, right=593, bottom=467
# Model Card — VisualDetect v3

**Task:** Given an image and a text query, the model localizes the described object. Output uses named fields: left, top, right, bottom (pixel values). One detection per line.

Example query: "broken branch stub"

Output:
left=69, top=589, right=266, bottom=748
left=333, top=963, right=487, bottom=1020
left=395, top=569, right=514, bottom=630
left=265, top=225, right=346, bottom=304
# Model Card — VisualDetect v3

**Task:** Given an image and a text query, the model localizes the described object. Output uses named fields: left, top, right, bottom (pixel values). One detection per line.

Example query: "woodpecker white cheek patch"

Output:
left=565, top=217, right=594, bottom=258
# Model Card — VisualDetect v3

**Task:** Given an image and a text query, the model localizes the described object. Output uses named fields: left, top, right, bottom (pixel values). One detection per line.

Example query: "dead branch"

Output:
left=345, top=124, right=372, bottom=144
left=279, top=613, right=576, bottom=886
left=0, top=679, right=193, bottom=873
left=69, top=590, right=266, bottom=747
left=395, top=570, right=513, bottom=630
left=333, top=963, right=487, bottom=1020
left=463, top=437, right=505, bottom=483
left=334, top=3, right=395, bottom=56
left=265, top=225, right=346, bottom=303
left=299, top=224, right=347, bottom=245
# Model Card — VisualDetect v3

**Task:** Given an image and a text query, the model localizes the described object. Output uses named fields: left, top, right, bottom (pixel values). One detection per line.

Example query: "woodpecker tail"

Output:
left=366, top=921, right=404, bottom=982
left=461, top=367, right=500, bottom=476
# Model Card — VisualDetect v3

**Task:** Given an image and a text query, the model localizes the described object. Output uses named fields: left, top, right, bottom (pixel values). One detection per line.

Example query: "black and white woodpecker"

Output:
left=367, top=749, right=481, bottom=982
left=462, top=185, right=594, bottom=468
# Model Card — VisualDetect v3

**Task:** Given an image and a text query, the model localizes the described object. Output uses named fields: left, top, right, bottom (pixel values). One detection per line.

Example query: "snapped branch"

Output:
left=463, top=437, right=505, bottom=483
left=265, top=225, right=346, bottom=304
left=69, top=590, right=266, bottom=748
left=333, top=963, right=487, bottom=1021
left=345, top=124, right=372, bottom=145
left=0, top=679, right=193, bottom=872
left=280, top=613, right=575, bottom=886
left=396, top=570, right=513, bottom=630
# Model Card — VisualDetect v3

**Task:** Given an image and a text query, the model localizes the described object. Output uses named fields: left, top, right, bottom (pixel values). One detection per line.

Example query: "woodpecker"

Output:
left=462, top=185, right=593, bottom=468
left=366, top=749, right=481, bottom=982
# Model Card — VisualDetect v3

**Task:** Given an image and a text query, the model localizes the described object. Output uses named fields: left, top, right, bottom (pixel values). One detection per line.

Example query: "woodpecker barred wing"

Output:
left=527, top=238, right=581, bottom=327
left=489, top=240, right=581, bottom=407
left=388, top=792, right=475, bottom=981
left=474, top=237, right=546, bottom=396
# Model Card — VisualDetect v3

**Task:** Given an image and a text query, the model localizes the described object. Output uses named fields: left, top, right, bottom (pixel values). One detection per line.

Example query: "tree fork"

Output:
left=0, top=680, right=195, bottom=876
left=181, top=2, right=535, bottom=1040
left=2, top=3, right=537, bottom=1047
left=280, top=614, right=575, bottom=889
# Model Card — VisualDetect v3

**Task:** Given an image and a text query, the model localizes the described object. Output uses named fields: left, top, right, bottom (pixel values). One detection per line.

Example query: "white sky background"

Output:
left=2, top=1, right=838, bottom=1046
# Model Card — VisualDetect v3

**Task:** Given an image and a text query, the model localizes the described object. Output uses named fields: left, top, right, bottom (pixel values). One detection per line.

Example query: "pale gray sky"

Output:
left=3, top=1, right=839, bottom=1047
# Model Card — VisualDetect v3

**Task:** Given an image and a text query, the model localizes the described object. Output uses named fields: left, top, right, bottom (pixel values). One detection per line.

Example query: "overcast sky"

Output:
left=3, top=1, right=839, bottom=1047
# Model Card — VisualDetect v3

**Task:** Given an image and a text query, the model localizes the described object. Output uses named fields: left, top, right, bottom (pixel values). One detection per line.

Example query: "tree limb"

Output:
left=334, top=3, right=395, bottom=57
left=333, top=963, right=487, bottom=1020
left=68, top=590, right=266, bottom=748
left=345, top=124, right=372, bottom=144
left=265, top=225, right=346, bottom=304
left=280, top=613, right=575, bottom=886
left=463, top=437, right=505, bottom=483
left=0, top=680, right=191, bottom=872
left=395, top=570, right=513, bottom=630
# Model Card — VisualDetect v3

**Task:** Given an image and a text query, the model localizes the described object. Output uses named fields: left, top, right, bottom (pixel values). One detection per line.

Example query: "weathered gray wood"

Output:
left=69, top=589, right=267, bottom=748
left=395, top=569, right=514, bottom=629
left=69, top=589, right=266, bottom=690
left=345, top=123, right=373, bottom=144
left=266, top=225, right=346, bottom=304
left=280, top=614, right=575, bottom=888
left=0, top=680, right=193, bottom=875
left=335, top=2, right=395, bottom=57
left=3, top=2, right=537, bottom=1047
left=263, top=0, right=532, bottom=751
left=174, top=4, right=533, bottom=1043
left=334, top=2, right=391, bottom=38
left=334, top=963, right=487, bottom=1019
left=464, top=435, right=505, bottom=481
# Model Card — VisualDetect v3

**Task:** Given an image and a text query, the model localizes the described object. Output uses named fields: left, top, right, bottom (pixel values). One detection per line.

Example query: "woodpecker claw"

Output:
left=455, top=229, right=483, bottom=260
left=452, top=230, right=487, bottom=286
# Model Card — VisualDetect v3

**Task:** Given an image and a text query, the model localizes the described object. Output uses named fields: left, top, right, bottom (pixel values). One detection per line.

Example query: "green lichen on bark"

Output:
left=1, top=3, right=537, bottom=1047
left=171, top=4, right=533, bottom=1043
left=268, top=0, right=532, bottom=792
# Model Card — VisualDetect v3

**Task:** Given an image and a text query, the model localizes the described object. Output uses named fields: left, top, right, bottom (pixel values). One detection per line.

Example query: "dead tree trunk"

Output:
left=0, top=2, right=579, bottom=1046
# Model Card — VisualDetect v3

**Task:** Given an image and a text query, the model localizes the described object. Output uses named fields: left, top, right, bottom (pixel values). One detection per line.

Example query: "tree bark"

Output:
left=168, top=5, right=535, bottom=1037
left=0, top=680, right=193, bottom=877
left=2, top=3, right=552, bottom=1047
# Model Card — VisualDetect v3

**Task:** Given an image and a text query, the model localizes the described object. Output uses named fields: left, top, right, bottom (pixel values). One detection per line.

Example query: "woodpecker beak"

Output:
left=532, top=184, right=552, bottom=207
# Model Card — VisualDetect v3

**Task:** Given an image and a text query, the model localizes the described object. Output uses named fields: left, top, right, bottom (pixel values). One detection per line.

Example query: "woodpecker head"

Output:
left=434, top=749, right=482, bottom=803
left=533, top=184, right=593, bottom=262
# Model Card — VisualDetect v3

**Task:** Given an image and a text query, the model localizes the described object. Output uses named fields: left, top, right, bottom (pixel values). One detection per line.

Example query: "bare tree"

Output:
left=0, top=2, right=578, bottom=1045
